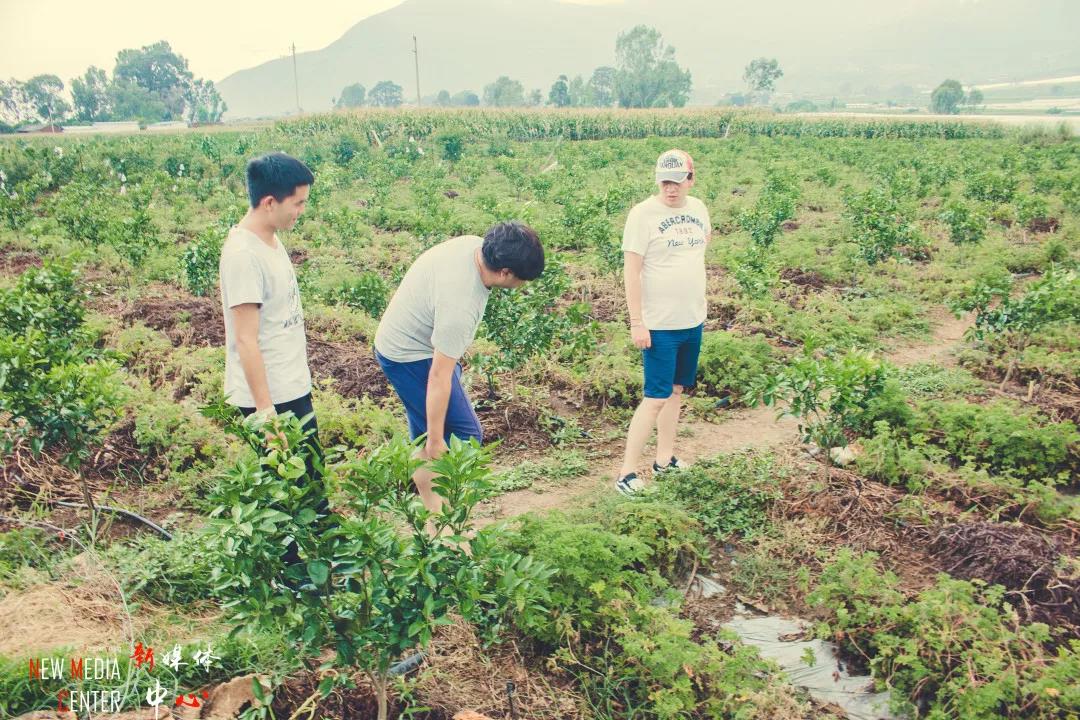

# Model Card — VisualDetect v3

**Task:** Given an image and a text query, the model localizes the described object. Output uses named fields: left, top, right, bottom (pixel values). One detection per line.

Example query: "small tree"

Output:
left=24, top=74, right=71, bottom=124
left=450, top=90, right=479, bottom=107
left=211, top=419, right=548, bottom=720
left=434, top=89, right=451, bottom=106
left=614, top=25, right=692, bottom=108
left=483, top=76, right=526, bottom=106
left=0, top=80, right=35, bottom=126
left=743, top=57, right=783, bottom=101
left=335, top=83, right=366, bottom=109
left=548, top=75, right=570, bottom=107
left=71, top=66, right=112, bottom=122
left=755, top=348, right=893, bottom=474
left=948, top=266, right=1079, bottom=389
left=930, top=79, right=965, bottom=114
left=588, top=66, right=617, bottom=107
left=185, top=78, right=226, bottom=124
left=368, top=80, right=403, bottom=108
left=966, top=87, right=984, bottom=109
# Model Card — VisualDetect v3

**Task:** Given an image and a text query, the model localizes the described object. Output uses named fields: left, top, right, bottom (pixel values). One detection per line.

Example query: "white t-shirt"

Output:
left=621, top=195, right=710, bottom=330
left=219, top=226, right=312, bottom=407
left=374, top=235, right=491, bottom=362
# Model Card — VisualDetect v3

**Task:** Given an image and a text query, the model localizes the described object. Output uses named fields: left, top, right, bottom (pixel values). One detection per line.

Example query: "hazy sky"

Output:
left=0, top=0, right=621, bottom=85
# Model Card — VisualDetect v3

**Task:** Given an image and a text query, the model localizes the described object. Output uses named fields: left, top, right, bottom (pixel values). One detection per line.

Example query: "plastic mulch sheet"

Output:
left=722, top=615, right=902, bottom=720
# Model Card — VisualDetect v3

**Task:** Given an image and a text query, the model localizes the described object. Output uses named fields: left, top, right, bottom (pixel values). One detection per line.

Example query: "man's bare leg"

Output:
left=654, top=384, right=684, bottom=467
left=619, top=397, right=666, bottom=477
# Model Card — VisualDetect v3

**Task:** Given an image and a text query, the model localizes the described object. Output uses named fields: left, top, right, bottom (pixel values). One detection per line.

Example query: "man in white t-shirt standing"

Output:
left=616, top=149, right=710, bottom=495
left=219, top=152, right=324, bottom=505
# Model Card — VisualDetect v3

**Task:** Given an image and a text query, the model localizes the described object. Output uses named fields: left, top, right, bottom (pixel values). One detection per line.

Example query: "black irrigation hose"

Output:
left=388, top=651, right=426, bottom=677
left=52, top=500, right=173, bottom=541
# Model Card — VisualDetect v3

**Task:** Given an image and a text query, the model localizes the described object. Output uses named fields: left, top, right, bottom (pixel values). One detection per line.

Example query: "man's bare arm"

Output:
left=232, top=303, right=273, bottom=411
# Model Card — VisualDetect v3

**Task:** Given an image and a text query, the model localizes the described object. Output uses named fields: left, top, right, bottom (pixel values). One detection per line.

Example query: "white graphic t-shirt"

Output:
left=621, top=195, right=710, bottom=330
left=374, top=235, right=491, bottom=362
left=219, top=226, right=312, bottom=407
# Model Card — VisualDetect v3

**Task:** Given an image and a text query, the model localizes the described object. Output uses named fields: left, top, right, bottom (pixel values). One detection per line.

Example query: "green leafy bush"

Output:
left=938, top=199, right=987, bottom=245
left=918, top=399, right=1078, bottom=482
left=951, top=266, right=1079, bottom=342
left=809, top=550, right=1079, bottom=719
left=0, top=264, right=125, bottom=467
left=327, top=271, right=389, bottom=318
left=436, top=131, right=466, bottom=162
left=501, top=513, right=661, bottom=644
left=132, top=392, right=225, bottom=476
left=651, top=453, right=781, bottom=540
left=585, top=604, right=809, bottom=719
left=211, top=421, right=542, bottom=720
left=594, top=499, right=708, bottom=579
left=180, top=226, right=223, bottom=296
left=696, top=331, right=777, bottom=404
left=102, top=530, right=218, bottom=604
left=756, top=349, right=909, bottom=453
left=965, top=169, right=1018, bottom=203
left=1015, top=194, right=1050, bottom=228
left=855, top=421, right=933, bottom=490
left=843, top=184, right=921, bottom=264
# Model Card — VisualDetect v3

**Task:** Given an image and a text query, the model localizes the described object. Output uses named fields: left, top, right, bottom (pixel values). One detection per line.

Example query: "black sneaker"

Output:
left=652, top=456, right=688, bottom=474
left=615, top=472, right=646, bottom=496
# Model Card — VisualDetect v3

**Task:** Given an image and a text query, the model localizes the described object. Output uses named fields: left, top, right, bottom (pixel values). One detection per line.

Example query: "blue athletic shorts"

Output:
left=375, top=350, right=484, bottom=444
left=642, top=323, right=704, bottom=399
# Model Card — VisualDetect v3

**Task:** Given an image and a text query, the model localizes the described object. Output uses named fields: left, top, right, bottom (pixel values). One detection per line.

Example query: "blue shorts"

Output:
left=375, top=351, right=484, bottom=444
left=642, top=324, right=703, bottom=399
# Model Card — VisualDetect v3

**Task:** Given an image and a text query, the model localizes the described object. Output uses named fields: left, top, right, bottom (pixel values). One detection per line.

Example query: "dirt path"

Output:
left=482, top=310, right=972, bottom=525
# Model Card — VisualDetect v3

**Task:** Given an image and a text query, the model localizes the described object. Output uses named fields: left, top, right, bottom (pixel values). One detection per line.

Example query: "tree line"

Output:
left=0, top=41, right=225, bottom=131
left=334, top=25, right=695, bottom=110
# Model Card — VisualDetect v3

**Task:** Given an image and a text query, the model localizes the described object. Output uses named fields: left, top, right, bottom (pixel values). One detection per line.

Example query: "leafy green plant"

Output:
left=938, top=199, right=987, bottom=245
left=696, top=331, right=777, bottom=404
left=210, top=418, right=546, bottom=720
left=327, top=271, right=389, bottom=318
left=965, top=169, right=1018, bottom=203
left=949, top=266, right=1080, bottom=387
left=436, top=131, right=465, bottom=162
left=1015, top=194, right=1050, bottom=229
left=491, top=449, right=589, bottom=493
left=918, top=399, right=1078, bottom=483
left=651, top=453, right=781, bottom=540
left=843, top=184, right=921, bottom=264
left=0, top=264, right=125, bottom=474
left=101, top=530, right=218, bottom=604
left=478, top=259, right=595, bottom=393
left=809, top=550, right=1079, bottom=719
left=181, top=226, right=223, bottom=296
left=500, top=512, right=661, bottom=645
left=755, top=348, right=900, bottom=457
left=855, top=421, right=934, bottom=490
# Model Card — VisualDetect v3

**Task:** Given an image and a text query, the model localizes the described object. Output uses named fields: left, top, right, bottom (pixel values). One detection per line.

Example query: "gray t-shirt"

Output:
left=219, top=226, right=312, bottom=406
left=374, top=235, right=491, bottom=362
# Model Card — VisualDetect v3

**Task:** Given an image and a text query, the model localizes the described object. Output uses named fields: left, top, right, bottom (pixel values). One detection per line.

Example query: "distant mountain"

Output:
left=216, top=0, right=1080, bottom=118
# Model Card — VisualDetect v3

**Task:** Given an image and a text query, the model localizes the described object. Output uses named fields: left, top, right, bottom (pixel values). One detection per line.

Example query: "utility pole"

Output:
left=291, top=43, right=301, bottom=114
left=413, top=35, right=421, bottom=107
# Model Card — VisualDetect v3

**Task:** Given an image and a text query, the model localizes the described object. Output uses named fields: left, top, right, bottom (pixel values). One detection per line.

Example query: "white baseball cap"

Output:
left=655, top=149, right=694, bottom=183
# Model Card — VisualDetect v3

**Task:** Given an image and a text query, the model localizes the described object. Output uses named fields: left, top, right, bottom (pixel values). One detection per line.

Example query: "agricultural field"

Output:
left=1, top=109, right=1078, bottom=719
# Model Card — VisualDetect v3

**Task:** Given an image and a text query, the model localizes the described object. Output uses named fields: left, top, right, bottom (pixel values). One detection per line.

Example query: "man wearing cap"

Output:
left=616, top=149, right=710, bottom=495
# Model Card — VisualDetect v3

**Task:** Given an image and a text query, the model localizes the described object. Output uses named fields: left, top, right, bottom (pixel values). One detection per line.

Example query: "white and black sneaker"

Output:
left=615, top=472, right=646, bottom=496
left=652, top=456, right=688, bottom=474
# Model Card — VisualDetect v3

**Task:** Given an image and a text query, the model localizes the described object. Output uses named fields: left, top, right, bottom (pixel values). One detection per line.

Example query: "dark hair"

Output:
left=482, top=221, right=544, bottom=280
left=245, top=152, right=315, bottom=208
